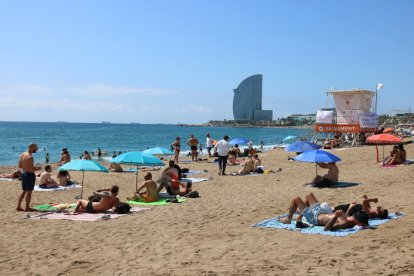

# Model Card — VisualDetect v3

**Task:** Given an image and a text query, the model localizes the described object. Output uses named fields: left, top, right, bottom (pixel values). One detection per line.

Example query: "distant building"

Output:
left=233, top=74, right=273, bottom=121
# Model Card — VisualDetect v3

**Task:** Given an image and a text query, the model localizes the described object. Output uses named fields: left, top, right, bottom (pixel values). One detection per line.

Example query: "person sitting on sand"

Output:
left=323, top=134, right=341, bottom=149
left=129, top=172, right=159, bottom=202
left=39, top=165, right=58, bottom=188
left=383, top=145, right=403, bottom=165
left=0, top=170, right=22, bottom=179
left=82, top=150, right=92, bottom=160
left=237, top=154, right=255, bottom=175
left=72, top=185, right=120, bottom=214
left=158, top=161, right=191, bottom=195
left=306, top=162, right=339, bottom=187
left=333, top=194, right=388, bottom=219
left=279, top=192, right=369, bottom=230
left=57, top=148, right=71, bottom=166
left=56, top=170, right=71, bottom=186
left=227, top=152, right=237, bottom=166
left=109, top=155, right=123, bottom=172
left=234, top=144, right=242, bottom=157
left=253, top=154, right=263, bottom=173
left=398, top=144, right=407, bottom=162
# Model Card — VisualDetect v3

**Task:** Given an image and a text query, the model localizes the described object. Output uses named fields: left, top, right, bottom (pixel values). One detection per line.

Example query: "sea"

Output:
left=0, top=121, right=314, bottom=165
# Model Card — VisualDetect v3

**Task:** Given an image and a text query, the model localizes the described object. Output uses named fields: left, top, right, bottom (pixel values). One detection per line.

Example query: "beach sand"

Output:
left=0, top=144, right=413, bottom=275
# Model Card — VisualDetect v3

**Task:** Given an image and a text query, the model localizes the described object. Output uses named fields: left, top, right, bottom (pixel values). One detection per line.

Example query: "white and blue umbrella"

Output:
left=111, top=151, right=164, bottom=190
left=285, top=141, right=321, bottom=153
left=143, top=147, right=173, bottom=156
left=58, top=160, right=109, bottom=199
left=229, top=137, right=249, bottom=146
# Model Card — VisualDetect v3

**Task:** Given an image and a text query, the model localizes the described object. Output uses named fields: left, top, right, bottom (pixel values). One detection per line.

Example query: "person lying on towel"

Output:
left=128, top=172, right=159, bottom=203
left=279, top=192, right=369, bottom=230
left=333, top=194, right=388, bottom=219
left=72, top=185, right=120, bottom=214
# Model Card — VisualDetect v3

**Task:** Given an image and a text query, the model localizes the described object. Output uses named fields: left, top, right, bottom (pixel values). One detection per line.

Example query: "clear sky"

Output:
left=0, top=1, right=413, bottom=123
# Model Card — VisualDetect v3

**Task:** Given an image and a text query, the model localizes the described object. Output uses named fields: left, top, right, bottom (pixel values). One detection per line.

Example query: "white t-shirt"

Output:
left=206, top=137, right=213, bottom=148
left=214, top=140, right=229, bottom=156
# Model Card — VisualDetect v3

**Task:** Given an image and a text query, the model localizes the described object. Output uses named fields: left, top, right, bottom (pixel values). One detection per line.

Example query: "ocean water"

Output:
left=0, top=121, right=312, bottom=165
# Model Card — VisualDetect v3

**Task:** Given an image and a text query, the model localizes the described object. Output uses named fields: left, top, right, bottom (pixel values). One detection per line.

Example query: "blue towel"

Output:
left=253, top=213, right=404, bottom=237
left=312, top=182, right=360, bottom=189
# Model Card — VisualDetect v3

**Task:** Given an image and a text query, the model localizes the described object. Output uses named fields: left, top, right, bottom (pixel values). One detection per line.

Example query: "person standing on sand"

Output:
left=214, top=135, right=230, bottom=175
left=16, top=143, right=41, bottom=211
left=172, top=137, right=181, bottom=164
left=187, top=134, right=199, bottom=162
left=206, top=133, right=213, bottom=158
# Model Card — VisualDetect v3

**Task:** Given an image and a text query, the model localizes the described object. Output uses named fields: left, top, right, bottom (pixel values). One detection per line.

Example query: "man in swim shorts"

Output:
left=16, top=143, right=41, bottom=211
left=72, top=185, right=120, bottom=214
left=306, top=162, right=339, bottom=187
left=130, top=172, right=159, bottom=202
left=279, top=192, right=369, bottom=230
left=186, top=134, right=199, bottom=162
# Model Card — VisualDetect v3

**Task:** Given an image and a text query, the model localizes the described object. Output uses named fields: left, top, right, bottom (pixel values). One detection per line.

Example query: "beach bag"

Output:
left=186, top=191, right=200, bottom=198
left=115, top=202, right=131, bottom=214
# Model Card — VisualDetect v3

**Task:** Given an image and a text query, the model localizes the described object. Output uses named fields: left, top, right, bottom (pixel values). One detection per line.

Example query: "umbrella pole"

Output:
left=80, top=171, right=85, bottom=199
left=315, top=163, right=317, bottom=176
left=135, top=165, right=138, bottom=192
left=376, top=145, right=379, bottom=162
left=382, top=146, right=385, bottom=162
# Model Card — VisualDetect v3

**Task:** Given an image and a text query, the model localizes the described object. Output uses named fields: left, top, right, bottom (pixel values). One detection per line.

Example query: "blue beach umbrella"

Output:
left=111, top=151, right=164, bottom=190
left=229, top=137, right=249, bottom=146
left=143, top=147, right=173, bottom=156
left=58, top=160, right=109, bottom=199
left=285, top=141, right=321, bottom=153
left=293, top=149, right=341, bottom=175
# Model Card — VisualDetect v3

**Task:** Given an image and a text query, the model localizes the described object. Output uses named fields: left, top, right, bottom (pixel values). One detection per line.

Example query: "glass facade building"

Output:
left=233, top=74, right=272, bottom=121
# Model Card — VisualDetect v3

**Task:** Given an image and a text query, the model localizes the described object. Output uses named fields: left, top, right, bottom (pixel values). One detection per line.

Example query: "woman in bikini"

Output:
left=172, top=137, right=181, bottom=164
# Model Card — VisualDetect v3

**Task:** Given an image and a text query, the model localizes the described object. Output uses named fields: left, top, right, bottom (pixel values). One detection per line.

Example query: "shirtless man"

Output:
left=187, top=134, right=199, bottom=162
left=0, top=170, right=22, bottom=179
left=39, top=165, right=58, bottom=188
left=58, top=148, right=71, bottom=166
left=129, top=172, right=159, bottom=202
left=306, top=162, right=339, bottom=187
left=16, top=144, right=41, bottom=211
left=253, top=154, right=262, bottom=172
left=334, top=194, right=388, bottom=219
left=238, top=154, right=255, bottom=175
left=279, top=192, right=369, bottom=230
left=72, top=185, right=120, bottom=213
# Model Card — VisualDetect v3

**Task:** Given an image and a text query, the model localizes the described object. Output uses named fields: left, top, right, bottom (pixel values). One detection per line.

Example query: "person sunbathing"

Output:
left=157, top=161, right=191, bottom=195
left=0, top=170, right=22, bottom=179
left=306, top=162, right=338, bottom=187
left=72, top=185, right=120, bottom=214
left=129, top=172, right=159, bottom=202
left=39, top=165, right=58, bottom=188
left=333, top=194, right=388, bottom=219
left=56, top=170, right=71, bottom=186
left=227, top=153, right=237, bottom=165
left=237, top=154, right=255, bottom=175
left=383, top=146, right=403, bottom=165
left=253, top=154, right=263, bottom=173
left=279, top=192, right=369, bottom=230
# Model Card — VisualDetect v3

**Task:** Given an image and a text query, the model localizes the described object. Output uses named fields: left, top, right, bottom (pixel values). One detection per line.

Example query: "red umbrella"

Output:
left=366, top=134, right=402, bottom=162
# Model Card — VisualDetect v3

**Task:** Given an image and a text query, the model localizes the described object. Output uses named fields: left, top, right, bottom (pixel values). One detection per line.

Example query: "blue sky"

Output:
left=0, top=1, right=413, bottom=123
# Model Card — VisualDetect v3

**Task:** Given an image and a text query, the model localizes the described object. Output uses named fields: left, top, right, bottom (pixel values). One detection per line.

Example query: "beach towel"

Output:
left=34, top=183, right=81, bottom=192
left=312, top=182, right=360, bottom=189
left=28, top=206, right=149, bottom=221
left=127, top=197, right=185, bottom=206
left=253, top=213, right=404, bottom=237
left=182, top=170, right=204, bottom=176
left=0, top=177, right=16, bottom=182
left=381, top=164, right=398, bottom=168
left=229, top=172, right=261, bottom=176
left=181, top=178, right=209, bottom=183
left=34, top=203, right=76, bottom=212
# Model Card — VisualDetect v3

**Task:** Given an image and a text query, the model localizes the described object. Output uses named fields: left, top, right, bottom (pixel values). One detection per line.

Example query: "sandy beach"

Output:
left=0, top=143, right=413, bottom=275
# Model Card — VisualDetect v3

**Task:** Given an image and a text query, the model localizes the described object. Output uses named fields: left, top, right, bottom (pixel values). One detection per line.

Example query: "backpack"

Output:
left=115, top=202, right=131, bottom=214
left=186, top=191, right=200, bottom=198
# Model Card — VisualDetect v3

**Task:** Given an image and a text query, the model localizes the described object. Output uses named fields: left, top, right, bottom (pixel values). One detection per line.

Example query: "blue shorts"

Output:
left=21, top=172, right=36, bottom=191
left=302, top=203, right=322, bottom=225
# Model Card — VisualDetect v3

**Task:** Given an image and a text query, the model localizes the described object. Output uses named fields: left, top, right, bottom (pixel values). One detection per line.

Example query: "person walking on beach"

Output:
left=199, top=143, right=203, bottom=155
left=187, top=134, right=199, bottom=162
left=16, top=143, right=41, bottom=211
left=214, top=135, right=230, bottom=175
left=172, top=137, right=181, bottom=164
left=206, top=133, right=213, bottom=158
